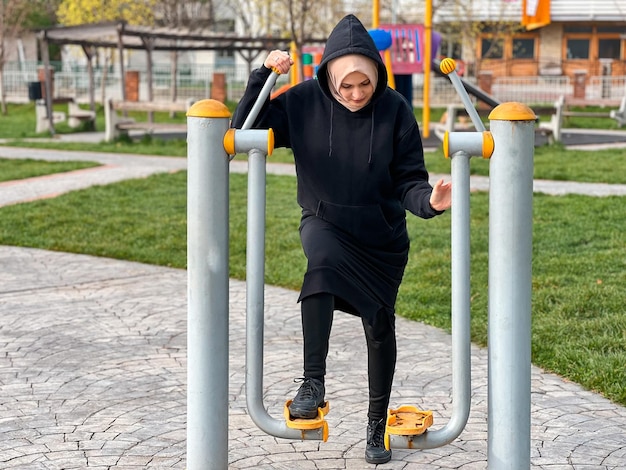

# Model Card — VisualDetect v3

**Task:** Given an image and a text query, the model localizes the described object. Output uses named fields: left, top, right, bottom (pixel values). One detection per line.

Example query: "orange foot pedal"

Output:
left=283, top=400, right=330, bottom=442
left=384, top=405, right=434, bottom=449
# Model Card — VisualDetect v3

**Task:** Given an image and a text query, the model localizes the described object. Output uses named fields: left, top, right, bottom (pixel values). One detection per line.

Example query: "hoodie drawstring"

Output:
left=328, top=104, right=334, bottom=158
left=368, top=105, right=375, bottom=164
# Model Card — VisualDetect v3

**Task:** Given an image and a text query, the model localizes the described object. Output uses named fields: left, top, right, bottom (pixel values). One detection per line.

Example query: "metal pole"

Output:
left=245, top=146, right=270, bottom=428
left=242, top=143, right=324, bottom=440
left=388, top=66, right=494, bottom=449
left=448, top=148, right=472, bottom=437
left=423, top=0, right=432, bottom=138
left=186, top=100, right=232, bottom=470
left=390, top=64, right=493, bottom=449
left=394, top=149, right=471, bottom=449
left=440, top=58, right=485, bottom=133
left=227, top=70, right=326, bottom=440
left=241, top=72, right=279, bottom=130
left=487, top=103, right=536, bottom=470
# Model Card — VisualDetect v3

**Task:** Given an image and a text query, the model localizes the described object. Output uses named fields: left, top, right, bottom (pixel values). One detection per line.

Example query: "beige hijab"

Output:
left=327, top=54, right=378, bottom=112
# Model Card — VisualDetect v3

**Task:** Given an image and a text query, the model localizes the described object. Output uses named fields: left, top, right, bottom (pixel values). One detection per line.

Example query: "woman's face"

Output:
left=338, top=71, right=374, bottom=109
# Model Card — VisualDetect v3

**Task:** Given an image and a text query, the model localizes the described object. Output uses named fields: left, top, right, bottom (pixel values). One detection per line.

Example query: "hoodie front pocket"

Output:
left=316, top=200, right=393, bottom=241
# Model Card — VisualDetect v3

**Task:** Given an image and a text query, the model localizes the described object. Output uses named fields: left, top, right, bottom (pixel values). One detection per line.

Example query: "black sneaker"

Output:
left=288, top=377, right=325, bottom=419
left=365, top=417, right=392, bottom=464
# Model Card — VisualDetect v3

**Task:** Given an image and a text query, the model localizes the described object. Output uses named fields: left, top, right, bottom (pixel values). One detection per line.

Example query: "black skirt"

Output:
left=297, top=214, right=410, bottom=324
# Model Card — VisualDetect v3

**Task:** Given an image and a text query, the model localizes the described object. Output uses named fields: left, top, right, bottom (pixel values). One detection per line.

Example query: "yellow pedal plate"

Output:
left=283, top=400, right=330, bottom=441
left=386, top=405, right=434, bottom=436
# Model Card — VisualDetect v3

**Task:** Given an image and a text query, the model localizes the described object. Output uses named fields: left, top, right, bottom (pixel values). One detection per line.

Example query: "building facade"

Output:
left=434, top=0, right=626, bottom=80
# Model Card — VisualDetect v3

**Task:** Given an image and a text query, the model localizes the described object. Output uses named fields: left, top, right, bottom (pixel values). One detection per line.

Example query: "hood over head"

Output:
left=317, top=14, right=387, bottom=105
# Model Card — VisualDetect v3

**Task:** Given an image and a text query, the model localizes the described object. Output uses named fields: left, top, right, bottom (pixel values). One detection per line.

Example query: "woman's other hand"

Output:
left=430, top=178, right=452, bottom=211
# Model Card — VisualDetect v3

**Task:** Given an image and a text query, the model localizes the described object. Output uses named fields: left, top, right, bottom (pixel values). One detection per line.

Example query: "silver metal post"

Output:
left=440, top=58, right=485, bottom=132
left=242, top=71, right=279, bottom=130
left=487, top=103, right=536, bottom=469
left=231, top=70, right=325, bottom=440
left=390, top=62, right=494, bottom=449
left=186, top=100, right=232, bottom=470
left=392, top=148, right=472, bottom=449
left=244, top=146, right=323, bottom=440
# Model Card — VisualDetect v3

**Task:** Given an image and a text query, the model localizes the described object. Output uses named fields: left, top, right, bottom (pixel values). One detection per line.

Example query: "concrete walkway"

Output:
left=0, top=142, right=625, bottom=469
left=2, top=145, right=626, bottom=202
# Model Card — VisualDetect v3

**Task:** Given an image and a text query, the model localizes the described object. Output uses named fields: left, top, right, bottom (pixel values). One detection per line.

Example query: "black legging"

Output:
left=301, top=293, right=397, bottom=421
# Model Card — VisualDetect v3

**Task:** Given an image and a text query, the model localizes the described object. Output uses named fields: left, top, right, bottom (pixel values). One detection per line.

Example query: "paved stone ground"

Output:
left=1, top=139, right=625, bottom=469
left=2, top=246, right=625, bottom=469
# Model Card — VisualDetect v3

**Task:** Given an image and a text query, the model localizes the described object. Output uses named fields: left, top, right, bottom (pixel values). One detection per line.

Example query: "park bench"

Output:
left=104, top=98, right=194, bottom=142
left=538, top=95, right=626, bottom=143
left=433, top=103, right=491, bottom=140
left=35, top=98, right=96, bottom=133
left=609, top=96, right=626, bottom=127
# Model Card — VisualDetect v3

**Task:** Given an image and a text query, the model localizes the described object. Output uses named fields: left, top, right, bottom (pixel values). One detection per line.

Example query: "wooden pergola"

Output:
left=37, top=21, right=292, bottom=133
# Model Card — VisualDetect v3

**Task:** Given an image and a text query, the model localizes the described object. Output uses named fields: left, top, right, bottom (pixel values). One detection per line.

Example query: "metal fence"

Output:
left=3, top=61, right=625, bottom=107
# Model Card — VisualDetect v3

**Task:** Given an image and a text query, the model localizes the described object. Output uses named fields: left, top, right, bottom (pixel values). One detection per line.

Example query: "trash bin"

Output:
left=28, top=81, right=42, bottom=101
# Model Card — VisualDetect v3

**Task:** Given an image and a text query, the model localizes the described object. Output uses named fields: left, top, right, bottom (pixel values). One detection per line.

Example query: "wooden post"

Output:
left=210, top=73, right=227, bottom=103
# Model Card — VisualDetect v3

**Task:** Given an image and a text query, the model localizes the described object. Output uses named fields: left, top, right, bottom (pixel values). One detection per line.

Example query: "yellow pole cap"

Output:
left=439, top=58, right=457, bottom=75
left=187, top=99, right=231, bottom=118
left=488, top=102, right=536, bottom=121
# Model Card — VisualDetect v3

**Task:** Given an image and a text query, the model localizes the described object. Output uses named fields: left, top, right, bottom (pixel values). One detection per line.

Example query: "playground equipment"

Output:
left=433, top=58, right=500, bottom=108
left=237, top=70, right=330, bottom=443
left=368, top=28, right=396, bottom=90
left=384, top=58, right=493, bottom=451
left=438, top=58, right=535, bottom=469
left=186, top=71, right=326, bottom=470
left=186, top=57, right=535, bottom=469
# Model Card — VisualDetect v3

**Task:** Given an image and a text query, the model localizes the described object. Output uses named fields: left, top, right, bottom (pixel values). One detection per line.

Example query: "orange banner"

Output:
left=522, top=0, right=551, bottom=30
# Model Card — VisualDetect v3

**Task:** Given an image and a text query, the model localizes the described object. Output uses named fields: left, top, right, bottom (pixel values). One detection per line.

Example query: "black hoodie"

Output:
left=232, top=14, right=440, bottom=249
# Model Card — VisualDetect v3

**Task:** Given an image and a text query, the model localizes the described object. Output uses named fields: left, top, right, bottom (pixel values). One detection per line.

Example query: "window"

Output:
left=481, top=38, right=503, bottom=59
left=566, top=39, right=589, bottom=59
left=440, top=38, right=462, bottom=59
left=512, top=38, right=535, bottom=59
left=599, top=39, right=621, bottom=59
left=564, top=26, right=592, bottom=33
left=597, top=26, right=625, bottom=33
left=215, top=19, right=235, bottom=60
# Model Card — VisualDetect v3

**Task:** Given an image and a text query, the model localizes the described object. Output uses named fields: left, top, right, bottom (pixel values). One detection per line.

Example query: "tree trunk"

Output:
left=0, top=69, right=7, bottom=115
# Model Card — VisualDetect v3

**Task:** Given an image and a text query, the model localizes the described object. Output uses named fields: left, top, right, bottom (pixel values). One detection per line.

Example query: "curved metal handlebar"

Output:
left=241, top=70, right=280, bottom=130
left=440, top=58, right=486, bottom=132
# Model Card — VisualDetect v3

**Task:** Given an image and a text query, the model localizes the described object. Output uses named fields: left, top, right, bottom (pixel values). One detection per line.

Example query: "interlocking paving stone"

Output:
left=1, top=245, right=625, bottom=469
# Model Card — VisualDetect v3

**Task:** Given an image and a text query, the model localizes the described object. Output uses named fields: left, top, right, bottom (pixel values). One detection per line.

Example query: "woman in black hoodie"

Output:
left=232, top=14, right=451, bottom=464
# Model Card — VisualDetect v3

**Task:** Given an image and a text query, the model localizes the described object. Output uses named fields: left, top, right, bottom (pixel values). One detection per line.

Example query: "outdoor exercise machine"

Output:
left=186, top=70, right=328, bottom=470
left=385, top=57, right=493, bottom=450
left=383, top=60, right=535, bottom=470
left=186, top=57, right=535, bottom=469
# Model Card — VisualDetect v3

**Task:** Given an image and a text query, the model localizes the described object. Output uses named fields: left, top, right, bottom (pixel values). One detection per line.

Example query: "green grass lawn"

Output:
left=0, top=101, right=624, bottom=407
left=0, top=158, right=100, bottom=182
left=0, top=170, right=623, bottom=407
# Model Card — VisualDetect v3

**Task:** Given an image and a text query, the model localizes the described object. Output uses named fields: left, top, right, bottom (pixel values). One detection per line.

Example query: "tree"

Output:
left=227, top=0, right=344, bottom=77
left=153, top=0, right=218, bottom=107
left=155, top=0, right=217, bottom=29
left=56, top=0, right=158, bottom=107
left=433, top=0, right=522, bottom=78
left=56, top=0, right=157, bottom=25
left=0, top=0, right=51, bottom=115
